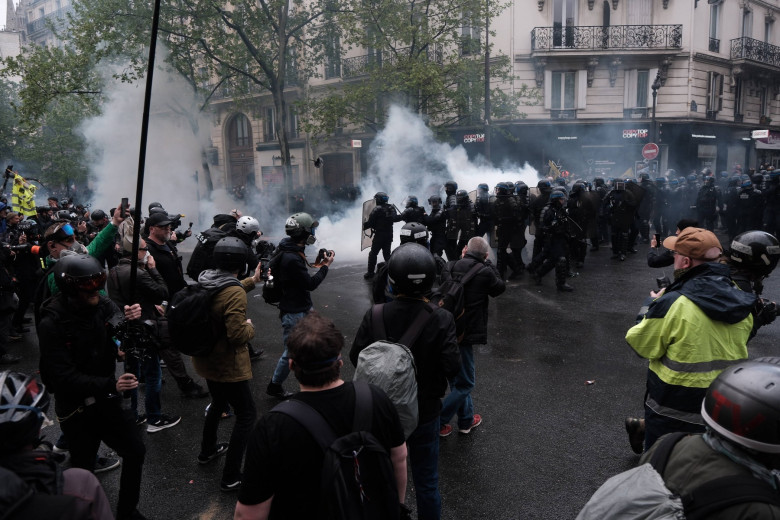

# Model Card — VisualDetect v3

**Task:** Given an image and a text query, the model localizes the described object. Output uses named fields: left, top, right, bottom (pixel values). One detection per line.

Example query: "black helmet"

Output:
left=571, top=182, right=585, bottom=194
left=0, top=371, right=50, bottom=454
left=148, top=202, right=164, bottom=213
left=702, top=358, right=780, bottom=454
left=428, top=195, right=442, bottom=208
left=549, top=190, right=565, bottom=201
left=90, top=209, right=107, bottom=222
left=455, top=189, right=470, bottom=205
left=478, top=183, right=489, bottom=192
left=214, top=237, right=247, bottom=272
left=285, top=212, right=319, bottom=245
left=730, top=231, right=780, bottom=277
left=399, top=222, right=429, bottom=245
left=537, top=179, right=551, bottom=189
left=639, top=172, right=650, bottom=181
left=593, top=177, right=605, bottom=187
left=149, top=207, right=168, bottom=216
left=387, top=243, right=436, bottom=296
left=515, top=181, right=528, bottom=195
left=614, top=181, right=626, bottom=191
left=53, top=254, right=106, bottom=296
left=374, top=192, right=389, bottom=204
left=55, top=210, right=72, bottom=221
left=444, top=181, right=458, bottom=195
left=405, top=196, right=419, bottom=208
left=495, top=182, right=511, bottom=196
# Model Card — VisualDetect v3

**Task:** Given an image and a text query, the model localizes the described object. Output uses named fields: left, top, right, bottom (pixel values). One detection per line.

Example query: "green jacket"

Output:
left=44, top=222, right=118, bottom=297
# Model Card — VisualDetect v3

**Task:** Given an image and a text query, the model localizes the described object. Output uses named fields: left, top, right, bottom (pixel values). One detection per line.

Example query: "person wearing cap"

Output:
left=624, top=227, right=756, bottom=454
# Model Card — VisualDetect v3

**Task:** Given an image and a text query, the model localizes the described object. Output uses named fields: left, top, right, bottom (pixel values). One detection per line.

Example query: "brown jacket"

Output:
left=192, top=274, right=256, bottom=382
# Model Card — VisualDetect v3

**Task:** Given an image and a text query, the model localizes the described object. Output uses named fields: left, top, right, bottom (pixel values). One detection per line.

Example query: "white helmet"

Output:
left=236, top=216, right=260, bottom=236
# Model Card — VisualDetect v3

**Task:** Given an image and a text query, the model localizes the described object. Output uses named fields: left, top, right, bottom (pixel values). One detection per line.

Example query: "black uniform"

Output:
left=603, top=187, right=637, bottom=260
left=493, top=193, right=519, bottom=279
left=364, top=203, right=398, bottom=276
left=531, top=198, right=572, bottom=290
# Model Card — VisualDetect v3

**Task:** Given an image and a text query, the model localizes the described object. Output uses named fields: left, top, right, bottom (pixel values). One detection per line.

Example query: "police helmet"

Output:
left=444, top=181, right=458, bottom=195
left=149, top=207, right=168, bottom=216
left=405, top=196, right=419, bottom=209
left=669, top=179, right=679, bottom=187
left=593, top=177, right=605, bottom=187
left=455, top=189, right=470, bottom=205
left=387, top=243, right=436, bottom=296
left=0, top=371, right=50, bottom=454
left=704, top=176, right=715, bottom=186
left=478, top=183, right=489, bottom=192
left=148, top=202, right=164, bottom=213
left=741, top=175, right=753, bottom=188
left=236, top=216, right=261, bottom=236
left=495, top=182, right=511, bottom=196
left=549, top=190, right=565, bottom=200
left=730, top=231, right=780, bottom=277
left=702, top=358, right=780, bottom=454
left=285, top=212, right=319, bottom=245
left=90, top=209, right=107, bottom=222
left=639, top=172, right=650, bottom=181
left=556, top=177, right=567, bottom=186
left=571, top=182, right=585, bottom=194
left=655, top=177, right=667, bottom=184
left=688, top=174, right=698, bottom=183
left=428, top=195, right=442, bottom=208
left=537, top=179, right=552, bottom=189
left=53, top=254, right=106, bottom=297
left=374, top=192, right=389, bottom=204
left=399, top=222, right=429, bottom=246
left=213, top=237, right=247, bottom=272
left=515, top=181, right=528, bottom=195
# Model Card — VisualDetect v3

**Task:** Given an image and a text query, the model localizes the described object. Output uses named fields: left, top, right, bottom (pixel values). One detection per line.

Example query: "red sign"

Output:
left=642, top=143, right=659, bottom=160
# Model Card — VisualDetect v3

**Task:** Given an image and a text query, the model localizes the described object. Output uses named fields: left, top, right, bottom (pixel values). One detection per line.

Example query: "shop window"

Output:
left=706, top=71, right=723, bottom=119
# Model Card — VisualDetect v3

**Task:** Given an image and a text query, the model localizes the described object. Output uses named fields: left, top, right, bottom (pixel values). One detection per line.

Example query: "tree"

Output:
left=0, top=80, right=22, bottom=165
left=299, top=0, right=539, bottom=143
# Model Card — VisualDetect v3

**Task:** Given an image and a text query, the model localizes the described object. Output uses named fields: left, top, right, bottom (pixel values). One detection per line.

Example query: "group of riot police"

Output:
left=360, top=168, right=780, bottom=292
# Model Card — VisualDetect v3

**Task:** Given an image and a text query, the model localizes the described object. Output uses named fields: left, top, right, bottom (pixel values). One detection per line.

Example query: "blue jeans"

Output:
left=440, top=343, right=475, bottom=430
left=271, top=311, right=308, bottom=385
left=127, top=352, right=162, bottom=422
left=408, top=417, right=441, bottom=520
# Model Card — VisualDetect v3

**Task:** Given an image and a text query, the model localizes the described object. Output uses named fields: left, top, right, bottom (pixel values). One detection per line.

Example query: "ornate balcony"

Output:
left=731, top=37, right=780, bottom=69
left=339, top=45, right=443, bottom=80
left=531, top=24, right=682, bottom=52
left=26, top=6, right=73, bottom=35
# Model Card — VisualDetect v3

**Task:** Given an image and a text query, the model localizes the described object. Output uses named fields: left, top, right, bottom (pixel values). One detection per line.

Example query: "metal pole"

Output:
left=130, top=0, right=163, bottom=289
left=651, top=72, right=661, bottom=144
left=484, top=0, right=491, bottom=164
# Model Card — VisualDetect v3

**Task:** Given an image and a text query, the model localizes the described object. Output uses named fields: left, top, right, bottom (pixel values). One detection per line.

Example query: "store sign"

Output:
left=756, top=131, right=780, bottom=150
left=623, top=129, right=649, bottom=139
left=752, top=130, right=770, bottom=139
left=351, top=139, right=362, bottom=148
left=463, top=133, right=485, bottom=143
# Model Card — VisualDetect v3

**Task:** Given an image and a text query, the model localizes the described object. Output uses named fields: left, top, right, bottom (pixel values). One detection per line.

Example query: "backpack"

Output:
left=272, top=381, right=401, bottom=520
left=353, top=304, right=433, bottom=439
left=166, top=278, right=242, bottom=356
left=185, top=228, right=228, bottom=281
left=429, top=261, right=484, bottom=342
left=576, top=432, right=780, bottom=520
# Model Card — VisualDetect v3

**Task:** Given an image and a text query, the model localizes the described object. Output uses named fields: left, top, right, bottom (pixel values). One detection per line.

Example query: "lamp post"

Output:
left=651, top=72, right=662, bottom=143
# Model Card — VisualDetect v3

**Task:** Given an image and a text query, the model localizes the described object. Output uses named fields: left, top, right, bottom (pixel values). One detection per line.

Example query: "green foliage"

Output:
left=0, top=81, right=22, bottom=163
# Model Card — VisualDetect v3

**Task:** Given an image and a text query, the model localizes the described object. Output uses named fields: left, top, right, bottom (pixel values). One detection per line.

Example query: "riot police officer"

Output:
left=399, top=195, right=426, bottom=224
left=493, top=182, right=520, bottom=279
left=363, top=192, right=399, bottom=279
left=446, top=190, right=476, bottom=259
left=696, top=176, right=721, bottom=231
left=530, top=191, right=573, bottom=292
left=474, top=183, right=494, bottom=239
left=603, top=181, right=637, bottom=261
left=426, top=195, right=447, bottom=257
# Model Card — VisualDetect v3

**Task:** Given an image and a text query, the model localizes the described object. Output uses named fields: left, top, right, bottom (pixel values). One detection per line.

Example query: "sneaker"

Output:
left=198, top=442, right=229, bottom=464
left=135, top=414, right=147, bottom=426
left=363, top=271, right=375, bottom=279
left=94, top=456, right=121, bottom=474
left=458, top=414, right=483, bottom=434
left=439, top=424, right=453, bottom=437
left=0, top=353, right=22, bottom=364
left=266, top=382, right=293, bottom=399
left=146, top=414, right=181, bottom=433
left=625, top=417, right=645, bottom=454
left=220, top=477, right=242, bottom=492
left=248, top=345, right=264, bottom=361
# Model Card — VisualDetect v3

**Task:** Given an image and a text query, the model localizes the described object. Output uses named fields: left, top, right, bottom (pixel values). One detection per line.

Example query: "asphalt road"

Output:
left=9, top=235, right=780, bottom=520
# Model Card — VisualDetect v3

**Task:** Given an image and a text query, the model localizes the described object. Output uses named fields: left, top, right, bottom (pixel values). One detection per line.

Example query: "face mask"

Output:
left=141, top=251, right=150, bottom=264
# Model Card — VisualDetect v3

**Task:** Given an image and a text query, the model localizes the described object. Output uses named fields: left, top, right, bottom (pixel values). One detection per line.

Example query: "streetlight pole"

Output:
left=651, top=72, right=661, bottom=143
left=484, top=0, right=491, bottom=164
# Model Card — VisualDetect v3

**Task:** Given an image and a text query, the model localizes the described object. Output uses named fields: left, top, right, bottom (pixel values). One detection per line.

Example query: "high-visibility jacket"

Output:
left=626, top=262, right=755, bottom=424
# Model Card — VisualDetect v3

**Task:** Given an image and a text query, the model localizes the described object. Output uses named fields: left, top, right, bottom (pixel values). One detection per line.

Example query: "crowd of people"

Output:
left=0, top=166, right=778, bottom=519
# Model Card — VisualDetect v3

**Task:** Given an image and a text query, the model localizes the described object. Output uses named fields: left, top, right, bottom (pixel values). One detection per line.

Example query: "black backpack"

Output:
left=272, top=381, right=401, bottom=520
left=429, top=261, right=484, bottom=342
left=166, top=278, right=242, bottom=356
left=186, top=228, right=228, bottom=281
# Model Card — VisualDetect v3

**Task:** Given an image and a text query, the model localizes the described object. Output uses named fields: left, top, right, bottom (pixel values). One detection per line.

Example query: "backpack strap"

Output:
left=398, top=305, right=434, bottom=350
left=648, top=431, right=688, bottom=476
left=683, top=475, right=780, bottom=520
left=351, top=380, right=373, bottom=432
left=371, top=304, right=387, bottom=341
left=459, top=261, right=486, bottom=286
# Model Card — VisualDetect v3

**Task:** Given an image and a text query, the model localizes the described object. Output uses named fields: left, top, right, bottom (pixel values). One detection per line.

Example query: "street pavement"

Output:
left=8, top=235, right=780, bottom=520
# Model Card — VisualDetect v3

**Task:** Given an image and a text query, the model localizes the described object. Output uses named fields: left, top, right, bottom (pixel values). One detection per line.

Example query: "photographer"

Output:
left=6, top=216, right=43, bottom=338
left=37, top=254, right=148, bottom=520
left=107, top=236, right=181, bottom=433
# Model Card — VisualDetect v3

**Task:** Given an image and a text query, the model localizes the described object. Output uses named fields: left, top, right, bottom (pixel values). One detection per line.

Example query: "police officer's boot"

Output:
left=555, top=260, right=573, bottom=292
left=364, top=255, right=377, bottom=279
left=535, top=259, right=554, bottom=285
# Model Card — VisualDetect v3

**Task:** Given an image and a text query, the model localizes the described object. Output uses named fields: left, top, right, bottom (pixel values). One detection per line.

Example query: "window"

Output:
left=760, top=87, right=769, bottom=117
left=264, top=107, right=275, bottom=142
left=324, top=33, right=341, bottom=80
left=230, top=114, right=250, bottom=147
left=461, top=11, right=480, bottom=56
left=544, top=70, right=587, bottom=114
left=709, top=2, right=720, bottom=50
left=734, top=77, right=744, bottom=119
left=742, top=8, right=753, bottom=38
left=553, top=0, right=576, bottom=47
left=706, top=71, right=724, bottom=117
left=624, top=68, right=658, bottom=109
left=765, top=17, right=774, bottom=43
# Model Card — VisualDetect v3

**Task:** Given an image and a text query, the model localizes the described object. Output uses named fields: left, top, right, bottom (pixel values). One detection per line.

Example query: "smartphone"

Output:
left=654, top=233, right=661, bottom=246
left=120, top=198, right=128, bottom=218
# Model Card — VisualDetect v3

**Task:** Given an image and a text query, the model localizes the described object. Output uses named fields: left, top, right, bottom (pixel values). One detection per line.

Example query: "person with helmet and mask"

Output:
left=474, top=183, right=494, bottom=239
left=399, top=195, right=427, bottom=224
left=442, top=181, right=459, bottom=260
left=652, top=177, right=670, bottom=239
left=696, top=175, right=722, bottom=232
left=566, top=182, right=591, bottom=269
left=351, top=242, right=460, bottom=520
left=193, top=237, right=263, bottom=493
left=446, top=189, right=477, bottom=261
left=529, top=190, right=574, bottom=291
left=266, top=212, right=334, bottom=399
left=624, top=228, right=756, bottom=454
left=512, top=181, right=531, bottom=272
left=727, top=230, right=780, bottom=335
left=603, top=180, right=637, bottom=261
left=107, top=234, right=181, bottom=433
left=764, top=169, right=780, bottom=238
left=492, top=182, right=520, bottom=279
left=37, top=254, right=148, bottom=520
left=363, top=192, right=398, bottom=280
left=529, top=179, right=553, bottom=260
left=426, top=195, right=447, bottom=257
left=0, top=370, right=114, bottom=519
left=735, top=175, right=765, bottom=235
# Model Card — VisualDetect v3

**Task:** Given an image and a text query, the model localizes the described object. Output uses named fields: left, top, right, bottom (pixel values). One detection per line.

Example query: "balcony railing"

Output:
left=26, top=6, right=73, bottom=34
left=709, top=38, right=720, bottom=53
left=731, top=36, right=780, bottom=68
left=339, top=45, right=443, bottom=79
left=531, top=24, right=682, bottom=51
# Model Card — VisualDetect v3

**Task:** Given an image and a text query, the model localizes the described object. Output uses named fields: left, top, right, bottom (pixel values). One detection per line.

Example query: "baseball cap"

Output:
left=662, top=227, right=722, bottom=261
left=146, top=212, right=173, bottom=228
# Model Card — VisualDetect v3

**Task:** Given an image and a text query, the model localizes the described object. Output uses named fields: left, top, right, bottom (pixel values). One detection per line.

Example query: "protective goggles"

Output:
left=61, top=271, right=107, bottom=293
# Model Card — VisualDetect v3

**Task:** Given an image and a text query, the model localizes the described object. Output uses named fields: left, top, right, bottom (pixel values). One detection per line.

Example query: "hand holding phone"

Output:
left=120, top=198, right=128, bottom=219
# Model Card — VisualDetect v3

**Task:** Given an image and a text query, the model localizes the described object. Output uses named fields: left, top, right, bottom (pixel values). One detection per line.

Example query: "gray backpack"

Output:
left=354, top=304, right=433, bottom=439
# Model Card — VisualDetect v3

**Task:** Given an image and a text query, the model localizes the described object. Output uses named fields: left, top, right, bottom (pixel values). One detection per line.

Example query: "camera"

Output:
left=656, top=275, right=671, bottom=289
left=316, top=248, right=334, bottom=264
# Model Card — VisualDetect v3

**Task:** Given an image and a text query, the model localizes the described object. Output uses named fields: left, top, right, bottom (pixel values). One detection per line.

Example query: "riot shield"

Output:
left=581, top=191, right=602, bottom=238
left=361, top=199, right=376, bottom=251
left=528, top=187, right=541, bottom=235
left=625, top=181, right=646, bottom=207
